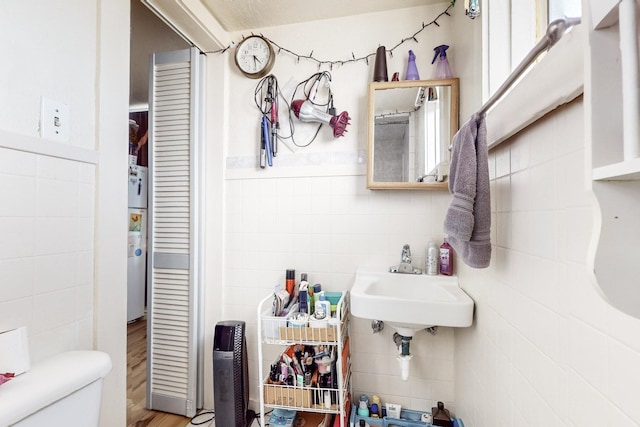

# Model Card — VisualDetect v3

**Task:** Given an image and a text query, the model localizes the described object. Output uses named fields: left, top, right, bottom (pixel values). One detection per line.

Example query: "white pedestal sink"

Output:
left=350, top=268, right=474, bottom=337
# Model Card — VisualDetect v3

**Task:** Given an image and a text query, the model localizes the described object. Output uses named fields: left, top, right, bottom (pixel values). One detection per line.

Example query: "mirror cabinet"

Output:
left=367, top=78, right=459, bottom=190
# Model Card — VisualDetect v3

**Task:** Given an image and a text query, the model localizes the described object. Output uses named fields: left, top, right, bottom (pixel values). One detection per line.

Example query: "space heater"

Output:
left=213, top=320, right=251, bottom=427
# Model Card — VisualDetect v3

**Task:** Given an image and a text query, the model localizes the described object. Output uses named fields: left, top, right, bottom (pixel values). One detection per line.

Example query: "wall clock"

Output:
left=234, top=35, right=275, bottom=79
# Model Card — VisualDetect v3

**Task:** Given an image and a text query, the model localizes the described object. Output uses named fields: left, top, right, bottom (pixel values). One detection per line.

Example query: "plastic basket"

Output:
left=349, top=404, right=464, bottom=427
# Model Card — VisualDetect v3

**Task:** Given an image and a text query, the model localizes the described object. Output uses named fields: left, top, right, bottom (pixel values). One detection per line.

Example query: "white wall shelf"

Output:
left=586, top=0, right=640, bottom=319
left=592, top=158, right=640, bottom=181
left=589, top=0, right=620, bottom=29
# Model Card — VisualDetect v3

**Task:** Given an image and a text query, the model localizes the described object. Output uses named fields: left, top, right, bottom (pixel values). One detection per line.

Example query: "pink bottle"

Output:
left=439, top=239, right=453, bottom=275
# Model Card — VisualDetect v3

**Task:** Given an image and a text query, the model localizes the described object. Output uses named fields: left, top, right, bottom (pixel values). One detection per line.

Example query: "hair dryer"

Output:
left=291, top=99, right=351, bottom=138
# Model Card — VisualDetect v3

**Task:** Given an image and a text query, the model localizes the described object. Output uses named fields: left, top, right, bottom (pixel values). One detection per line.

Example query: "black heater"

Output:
left=213, top=320, right=252, bottom=427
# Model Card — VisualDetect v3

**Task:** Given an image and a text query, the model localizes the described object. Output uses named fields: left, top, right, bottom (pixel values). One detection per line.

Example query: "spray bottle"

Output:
left=432, top=45, right=452, bottom=79
left=405, top=50, right=420, bottom=80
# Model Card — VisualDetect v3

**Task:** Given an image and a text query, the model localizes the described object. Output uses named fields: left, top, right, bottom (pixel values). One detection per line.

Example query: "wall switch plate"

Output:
left=40, top=97, right=70, bottom=142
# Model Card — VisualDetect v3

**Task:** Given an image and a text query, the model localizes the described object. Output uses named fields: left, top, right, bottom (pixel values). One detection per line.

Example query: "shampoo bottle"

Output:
left=439, top=239, right=453, bottom=275
left=426, top=241, right=438, bottom=275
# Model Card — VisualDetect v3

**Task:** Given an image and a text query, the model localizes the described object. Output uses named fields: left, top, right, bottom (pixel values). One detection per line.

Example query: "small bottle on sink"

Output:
left=439, top=239, right=453, bottom=275
left=425, top=241, right=438, bottom=275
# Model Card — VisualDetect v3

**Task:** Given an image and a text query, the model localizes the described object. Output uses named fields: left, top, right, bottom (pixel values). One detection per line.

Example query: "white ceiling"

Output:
left=200, top=0, right=447, bottom=31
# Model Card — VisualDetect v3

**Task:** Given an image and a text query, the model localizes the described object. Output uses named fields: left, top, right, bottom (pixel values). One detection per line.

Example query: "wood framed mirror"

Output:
left=367, top=78, right=459, bottom=190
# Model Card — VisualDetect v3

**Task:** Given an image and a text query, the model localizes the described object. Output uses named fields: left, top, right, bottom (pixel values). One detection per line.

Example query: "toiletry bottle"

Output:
left=299, top=273, right=309, bottom=314
left=432, top=45, right=453, bottom=79
left=312, top=284, right=322, bottom=315
left=308, top=284, right=314, bottom=315
left=357, top=394, right=370, bottom=417
left=405, top=50, right=420, bottom=80
left=371, top=395, right=382, bottom=418
left=432, top=401, right=453, bottom=427
left=426, top=241, right=438, bottom=275
left=314, top=292, right=331, bottom=320
left=286, top=269, right=295, bottom=295
left=439, top=239, right=453, bottom=275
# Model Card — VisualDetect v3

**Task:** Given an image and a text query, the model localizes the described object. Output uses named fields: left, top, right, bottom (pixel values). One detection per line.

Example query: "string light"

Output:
left=203, top=2, right=455, bottom=67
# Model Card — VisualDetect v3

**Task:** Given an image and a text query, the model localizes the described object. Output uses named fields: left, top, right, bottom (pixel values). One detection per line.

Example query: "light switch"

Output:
left=40, top=98, right=70, bottom=142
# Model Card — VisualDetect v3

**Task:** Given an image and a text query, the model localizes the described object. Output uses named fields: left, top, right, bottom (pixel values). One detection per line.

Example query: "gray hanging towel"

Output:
left=444, top=113, right=491, bottom=268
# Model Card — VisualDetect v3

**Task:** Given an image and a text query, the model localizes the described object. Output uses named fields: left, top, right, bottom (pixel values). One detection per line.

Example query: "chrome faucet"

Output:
left=389, top=244, right=422, bottom=274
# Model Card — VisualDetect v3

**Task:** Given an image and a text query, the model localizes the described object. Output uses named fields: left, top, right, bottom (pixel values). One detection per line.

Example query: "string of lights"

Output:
left=204, top=1, right=456, bottom=69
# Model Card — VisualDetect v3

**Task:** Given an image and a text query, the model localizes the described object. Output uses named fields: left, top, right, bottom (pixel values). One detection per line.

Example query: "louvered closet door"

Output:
left=146, top=47, right=204, bottom=417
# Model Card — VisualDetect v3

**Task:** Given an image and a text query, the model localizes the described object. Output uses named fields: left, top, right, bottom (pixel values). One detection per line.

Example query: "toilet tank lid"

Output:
left=0, top=350, right=112, bottom=426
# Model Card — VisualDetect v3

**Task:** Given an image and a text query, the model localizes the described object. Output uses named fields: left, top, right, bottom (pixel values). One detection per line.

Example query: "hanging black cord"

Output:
left=294, top=71, right=333, bottom=109
left=254, top=75, right=277, bottom=116
left=284, top=71, right=334, bottom=147
left=254, top=72, right=338, bottom=149
left=253, top=75, right=302, bottom=149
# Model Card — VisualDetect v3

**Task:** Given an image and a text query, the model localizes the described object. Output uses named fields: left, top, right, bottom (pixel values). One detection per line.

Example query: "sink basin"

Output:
left=350, top=268, right=474, bottom=336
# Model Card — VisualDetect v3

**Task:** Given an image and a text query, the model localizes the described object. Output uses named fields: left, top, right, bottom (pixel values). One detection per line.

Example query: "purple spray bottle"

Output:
left=405, top=50, right=420, bottom=80
left=432, top=45, right=452, bottom=79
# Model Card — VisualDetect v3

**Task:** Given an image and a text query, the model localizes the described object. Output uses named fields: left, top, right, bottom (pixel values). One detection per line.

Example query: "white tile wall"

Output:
left=0, top=147, right=95, bottom=364
left=224, top=174, right=457, bottom=413
left=455, top=99, right=640, bottom=426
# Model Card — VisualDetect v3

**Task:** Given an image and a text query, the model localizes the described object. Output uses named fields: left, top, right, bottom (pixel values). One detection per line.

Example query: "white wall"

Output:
left=454, top=98, right=640, bottom=426
left=204, top=1, right=482, bottom=414
left=0, top=1, right=129, bottom=425
left=0, top=151, right=96, bottom=360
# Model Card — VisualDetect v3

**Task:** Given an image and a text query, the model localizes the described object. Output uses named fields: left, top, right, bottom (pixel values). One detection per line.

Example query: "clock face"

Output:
left=234, top=35, right=275, bottom=79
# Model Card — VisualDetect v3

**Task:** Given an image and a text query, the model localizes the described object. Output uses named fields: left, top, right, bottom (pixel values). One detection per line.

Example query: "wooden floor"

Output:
left=127, top=317, right=192, bottom=427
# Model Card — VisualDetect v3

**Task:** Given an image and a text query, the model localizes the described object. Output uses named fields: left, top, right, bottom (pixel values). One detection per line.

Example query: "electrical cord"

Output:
left=189, top=410, right=215, bottom=425
left=253, top=75, right=277, bottom=116
left=254, top=72, right=338, bottom=151
left=294, top=71, right=334, bottom=112
left=188, top=409, right=263, bottom=426
left=285, top=71, right=335, bottom=148
left=255, top=409, right=272, bottom=427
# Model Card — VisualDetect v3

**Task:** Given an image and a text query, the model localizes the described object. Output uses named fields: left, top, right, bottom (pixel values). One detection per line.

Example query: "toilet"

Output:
left=0, top=350, right=112, bottom=427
